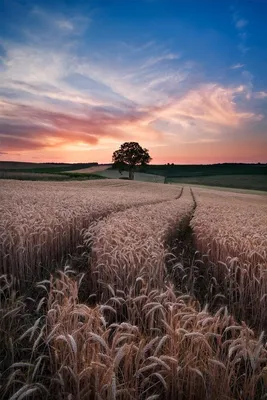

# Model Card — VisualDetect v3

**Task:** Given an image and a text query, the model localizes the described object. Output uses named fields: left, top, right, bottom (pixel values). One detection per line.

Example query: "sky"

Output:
left=0, top=0, right=267, bottom=164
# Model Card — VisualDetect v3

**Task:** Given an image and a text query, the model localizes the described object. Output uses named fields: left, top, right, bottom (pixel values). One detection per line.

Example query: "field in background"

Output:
left=96, top=168, right=165, bottom=182
left=68, top=164, right=111, bottom=174
left=0, top=162, right=106, bottom=181
left=0, top=170, right=106, bottom=181
left=0, top=161, right=98, bottom=172
left=1, top=179, right=267, bottom=399
left=0, top=161, right=266, bottom=190
left=167, top=174, right=267, bottom=191
left=144, top=162, right=267, bottom=177
left=0, top=171, right=69, bottom=180
left=0, top=161, right=75, bottom=170
left=144, top=163, right=267, bottom=191
left=68, top=165, right=166, bottom=182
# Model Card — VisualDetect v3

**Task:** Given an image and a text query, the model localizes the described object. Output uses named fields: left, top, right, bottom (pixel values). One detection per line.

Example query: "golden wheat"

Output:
left=84, top=187, right=193, bottom=302
left=189, top=188, right=267, bottom=329
left=2, top=180, right=267, bottom=399
left=0, top=179, right=181, bottom=288
left=45, top=270, right=267, bottom=400
left=191, top=188, right=267, bottom=265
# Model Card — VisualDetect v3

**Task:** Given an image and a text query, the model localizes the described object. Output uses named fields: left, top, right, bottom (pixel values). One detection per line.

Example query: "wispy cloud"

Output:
left=0, top=56, right=262, bottom=154
left=241, top=70, right=254, bottom=99
left=56, top=19, right=74, bottom=31
left=231, top=7, right=249, bottom=55
left=139, top=53, right=180, bottom=70
left=0, top=4, right=266, bottom=163
left=254, top=91, right=267, bottom=99
left=30, top=6, right=90, bottom=37
left=148, top=84, right=262, bottom=144
left=235, top=19, right=248, bottom=29
left=231, top=8, right=248, bottom=30
left=229, top=7, right=257, bottom=102
left=230, top=63, right=245, bottom=69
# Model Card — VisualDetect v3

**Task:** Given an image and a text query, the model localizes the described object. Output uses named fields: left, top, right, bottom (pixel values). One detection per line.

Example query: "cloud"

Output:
left=232, top=9, right=248, bottom=30
left=56, top=19, right=74, bottom=31
left=238, top=43, right=249, bottom=55
left=231, top=63, right=245, bottom=69
left=1, top=41, right=182, bottom=109
left=0, top=8, right=266, bottom=160
left=148, top=84, right=262, bottom=143
left=30, top=6, right=90, bottom=36
left=5, top=80, right=107, bottom=107
left=253, top=91, right=267, bottom=99
left=231, top=8, right=249, bottom=54
left=1, top=79, right=262, bottom=154
left=235, top=19, right=248, bottom=29
left=139, top=53, right=180, bottom=70
left=241, top=70, right=254, bottom=99
left=0, top=98, right=164, bottom=153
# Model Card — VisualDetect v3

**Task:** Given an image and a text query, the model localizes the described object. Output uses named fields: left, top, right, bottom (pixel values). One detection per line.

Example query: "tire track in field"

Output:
left=76, top=187, right=192, bottom=303
left=168, top=187, right=267, bottom=334
left=62, top=186, right=185, bottom=300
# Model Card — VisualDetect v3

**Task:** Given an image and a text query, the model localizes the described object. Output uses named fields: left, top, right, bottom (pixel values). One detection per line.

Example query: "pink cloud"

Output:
left=147, top=84, right=260, bottom=137
left=0, top=82, right=263, bottom=162
left=0, top=37, right=265, bottom=164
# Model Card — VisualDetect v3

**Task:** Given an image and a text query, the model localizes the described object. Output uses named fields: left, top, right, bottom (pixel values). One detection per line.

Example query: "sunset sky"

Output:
left=1, top=0, right=267, bottom=164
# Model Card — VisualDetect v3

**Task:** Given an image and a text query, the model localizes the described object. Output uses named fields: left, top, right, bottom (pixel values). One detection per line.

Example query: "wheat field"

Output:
left=1, top=179, right=267, bottom=399
left=0, top=180, right=180, bottom=288
left=188, top=188, right=267, bottom=330
left=68, top=165, right=110, bottom=174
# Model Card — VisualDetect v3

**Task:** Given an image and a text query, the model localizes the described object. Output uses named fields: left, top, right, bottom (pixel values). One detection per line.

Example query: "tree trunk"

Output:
left=129, top=168, right=134, bottom=180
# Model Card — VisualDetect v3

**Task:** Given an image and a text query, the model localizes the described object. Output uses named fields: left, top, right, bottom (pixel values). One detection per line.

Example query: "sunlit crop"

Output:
left=1, top=180, right=267, bottom=399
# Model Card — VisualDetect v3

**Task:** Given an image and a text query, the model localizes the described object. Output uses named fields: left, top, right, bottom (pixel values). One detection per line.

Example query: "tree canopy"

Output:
left=112, top=142, right=152, bottom=180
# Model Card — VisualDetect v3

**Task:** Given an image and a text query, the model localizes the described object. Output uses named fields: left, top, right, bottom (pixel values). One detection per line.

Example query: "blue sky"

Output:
left=0, top=0, right=267, bottom=163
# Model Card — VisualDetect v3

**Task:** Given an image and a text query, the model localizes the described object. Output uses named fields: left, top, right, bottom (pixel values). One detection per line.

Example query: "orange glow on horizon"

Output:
left=1, top=137, right=266, bottom=165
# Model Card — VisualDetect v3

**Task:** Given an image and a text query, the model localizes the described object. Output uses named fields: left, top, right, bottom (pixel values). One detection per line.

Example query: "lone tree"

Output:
left=112, top=142, right=152, bottom=180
